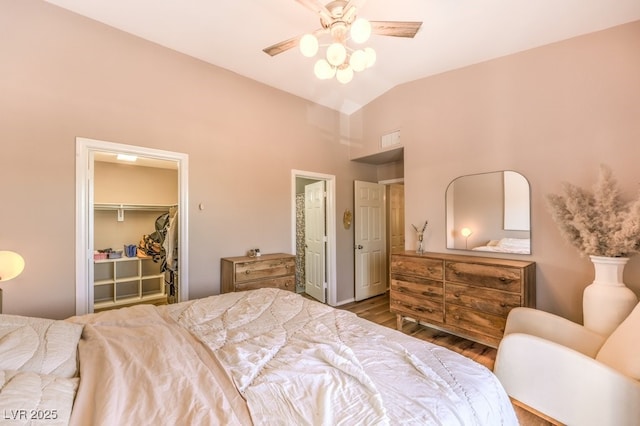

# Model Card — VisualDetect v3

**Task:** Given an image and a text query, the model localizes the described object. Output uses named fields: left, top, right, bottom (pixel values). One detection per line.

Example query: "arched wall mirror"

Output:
left=446, top=171, right=531, bottom=254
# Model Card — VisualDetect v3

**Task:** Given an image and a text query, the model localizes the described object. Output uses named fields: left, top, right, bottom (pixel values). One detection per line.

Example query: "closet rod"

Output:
left=94, top=203, right=177, bottom=212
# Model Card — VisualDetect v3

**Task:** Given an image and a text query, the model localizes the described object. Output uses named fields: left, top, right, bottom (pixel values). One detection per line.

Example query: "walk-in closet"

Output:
left=93, top=154, right=178, bottom=311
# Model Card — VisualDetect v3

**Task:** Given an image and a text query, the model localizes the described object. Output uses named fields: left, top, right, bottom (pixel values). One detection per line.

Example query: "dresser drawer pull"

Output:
left=499, top=277, right=508, bottom=282
left=453, top=292, right=461, bottom=298
left=453, top=315, right=461, bottom=320
left=500, top=302, right=507, bottom=307
left=416, top=307, right=434, bottom=313
left=245, top=270, right=251, bottom=275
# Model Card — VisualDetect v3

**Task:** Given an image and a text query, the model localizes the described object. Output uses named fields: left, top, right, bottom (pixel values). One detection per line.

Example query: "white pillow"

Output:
left=596, top=302, right=640, bottom=380
left=0, top=370, right=79, bottom=426
left=0, top=314, right=83, bottom=378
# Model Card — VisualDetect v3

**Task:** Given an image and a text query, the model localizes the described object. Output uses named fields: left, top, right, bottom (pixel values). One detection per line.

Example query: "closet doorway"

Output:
left=75, top=138, right=189, bottom=315
left=291, top=170, right=337, bottom=306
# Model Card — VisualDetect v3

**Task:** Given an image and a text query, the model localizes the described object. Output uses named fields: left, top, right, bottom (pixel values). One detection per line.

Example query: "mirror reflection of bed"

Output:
left=446, top=171, right=531, bottom=254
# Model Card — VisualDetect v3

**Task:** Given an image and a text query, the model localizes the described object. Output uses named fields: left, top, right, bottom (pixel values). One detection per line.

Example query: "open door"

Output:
left=304, top=181, right=326, bottom=303
left=354, top=181, right=387, bottom=301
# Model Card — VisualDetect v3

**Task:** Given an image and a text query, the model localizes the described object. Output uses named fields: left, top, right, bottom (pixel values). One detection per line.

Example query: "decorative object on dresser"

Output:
left=547, top=164, right=640, bottom=335
left=221, top=253, right=295, bottom=293
left=411, top=220, right=428, bottom=254
left=390, top=251, right=535, bottom=347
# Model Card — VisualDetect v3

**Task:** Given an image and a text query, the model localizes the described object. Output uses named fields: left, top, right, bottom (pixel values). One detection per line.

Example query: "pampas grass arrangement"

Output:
left=547, top=165, right=640, bottom=257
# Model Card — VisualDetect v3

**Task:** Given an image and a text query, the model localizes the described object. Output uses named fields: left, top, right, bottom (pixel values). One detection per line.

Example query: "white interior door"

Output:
left=354, top=181, right=387, bottom=301
left=305, top=181, right=326, bottom=302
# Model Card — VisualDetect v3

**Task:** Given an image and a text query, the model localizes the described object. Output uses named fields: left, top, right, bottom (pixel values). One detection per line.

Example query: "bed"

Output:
left=472, top=238, right=531, bottom=254
left=1, top=288, right=517, bottom=425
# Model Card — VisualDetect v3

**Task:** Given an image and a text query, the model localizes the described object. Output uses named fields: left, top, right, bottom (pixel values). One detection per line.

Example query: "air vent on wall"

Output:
left=381, top=130, right=400, bottom=148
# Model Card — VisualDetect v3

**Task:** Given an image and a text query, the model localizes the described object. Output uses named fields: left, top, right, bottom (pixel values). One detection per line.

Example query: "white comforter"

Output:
left=165, top=288, right=518, bottom=425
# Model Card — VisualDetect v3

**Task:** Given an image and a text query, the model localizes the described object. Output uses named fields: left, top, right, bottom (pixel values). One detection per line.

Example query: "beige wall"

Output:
left=2, top=0, right=638, bottom=324
left=351, top=20, right=640, bottom=322
left=0, top=0, right=376, bottom=318
left=94, top=162, right=178, bottom=251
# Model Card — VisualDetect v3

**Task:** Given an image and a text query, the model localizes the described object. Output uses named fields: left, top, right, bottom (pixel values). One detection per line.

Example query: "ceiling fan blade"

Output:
left=263, top=28, right=328, bottom=56
left=370, top=21, right=423, bottom=38
left=295, top=0, right=332, bottom=22
left=263, top=36, right=301, bottom=57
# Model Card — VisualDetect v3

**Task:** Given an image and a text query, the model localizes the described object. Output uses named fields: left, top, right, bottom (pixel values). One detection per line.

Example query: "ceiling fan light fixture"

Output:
left=299, top=33, right=319, bottom=57
left=336, top=65, right=354, bottom=84
left=326, top=42, right=347, bottom=66
left=364, top=47, right=377, bottom=68
left=350, top=49, right=367, bottom=72
left=314, top=58, right=335, bottom=79
left=350, top=17, right=371, bottom=44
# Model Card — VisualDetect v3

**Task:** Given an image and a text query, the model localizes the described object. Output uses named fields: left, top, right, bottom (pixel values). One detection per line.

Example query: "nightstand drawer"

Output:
left=221, top=253, right=296, bottom=293
left=235, top=258, right=295, bottom=283
left=235, top=276, right=294, bottom=292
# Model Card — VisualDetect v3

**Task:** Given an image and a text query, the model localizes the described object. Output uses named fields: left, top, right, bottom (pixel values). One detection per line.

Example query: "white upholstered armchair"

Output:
left=494, top=303, right=640, bottom=426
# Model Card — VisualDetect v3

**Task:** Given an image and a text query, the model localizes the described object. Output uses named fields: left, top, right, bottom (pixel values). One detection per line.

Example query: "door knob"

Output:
left=355, top=245, right=363, bottom=249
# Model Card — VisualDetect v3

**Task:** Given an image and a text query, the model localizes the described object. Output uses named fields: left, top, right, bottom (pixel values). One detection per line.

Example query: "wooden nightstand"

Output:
left=220, top=253, right=296, bottom=293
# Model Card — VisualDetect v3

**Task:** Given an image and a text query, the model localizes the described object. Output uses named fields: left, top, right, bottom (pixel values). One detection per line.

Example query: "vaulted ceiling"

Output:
left=43, top=0, right=640, bottom=114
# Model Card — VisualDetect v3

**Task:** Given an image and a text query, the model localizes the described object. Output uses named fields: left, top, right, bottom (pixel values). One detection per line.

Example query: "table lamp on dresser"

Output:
left=0, top=250, right=25, bottom=314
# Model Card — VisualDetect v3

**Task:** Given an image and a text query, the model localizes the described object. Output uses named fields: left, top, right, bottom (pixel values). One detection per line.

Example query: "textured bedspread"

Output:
left=67, top=305, right=252, bottom=426
left=165, top=288, right=518, bottom=425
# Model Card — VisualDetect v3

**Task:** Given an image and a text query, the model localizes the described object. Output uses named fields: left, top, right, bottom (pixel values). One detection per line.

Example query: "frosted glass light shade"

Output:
left=364, top=47, right=376, bottom=68
left=326, top=42, right=347, bottom=66
left=299, top=34, right=319, bottom=57
left=336, top=65, right=354, bottom=84
left=314, top=59, right=336, bottom=79
left=350, top=49, right=367, bottom=72
left=350, top=18, right=371, bottom=44
left=0, top=251, right=25, bottom=282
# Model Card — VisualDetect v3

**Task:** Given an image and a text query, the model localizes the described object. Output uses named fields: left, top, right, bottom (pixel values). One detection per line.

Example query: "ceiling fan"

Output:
left=263, top=0, right=422, bottom=83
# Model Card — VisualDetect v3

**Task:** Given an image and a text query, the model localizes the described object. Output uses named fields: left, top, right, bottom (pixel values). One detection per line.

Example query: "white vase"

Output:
left=583, top=255, right=638, bottom=336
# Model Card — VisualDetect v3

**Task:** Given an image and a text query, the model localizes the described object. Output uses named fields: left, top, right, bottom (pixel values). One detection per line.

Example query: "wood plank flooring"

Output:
left=338, top=291, right=497, bottom=368
left=336, top=291, right=558, bottom=426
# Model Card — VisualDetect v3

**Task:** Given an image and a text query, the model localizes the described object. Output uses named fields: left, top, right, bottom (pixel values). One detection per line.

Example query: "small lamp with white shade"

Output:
left=460, top=228, right=473, bottom=249
left=0, top=250, right=25, bottom=314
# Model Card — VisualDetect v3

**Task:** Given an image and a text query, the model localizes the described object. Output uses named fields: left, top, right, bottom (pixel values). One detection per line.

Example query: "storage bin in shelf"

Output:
left=93, top=256, right=166, bottom=310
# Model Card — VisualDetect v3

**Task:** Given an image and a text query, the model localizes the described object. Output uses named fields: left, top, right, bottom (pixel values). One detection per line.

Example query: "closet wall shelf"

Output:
left=94, top=203, right=176, bottom=211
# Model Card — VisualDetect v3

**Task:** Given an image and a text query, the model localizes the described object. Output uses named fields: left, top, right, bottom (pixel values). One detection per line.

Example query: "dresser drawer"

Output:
left=235, top=276, right=294, bottom=292
left=391, top=276, right=443, bottom=300
left=446, top=283, right=521, bottom=317
left=390, top=295, right=443, bottom=323
left=445, top=261, right=522, bottom=292
left=235, top=258, right=295, bottom=283
left=445, top=304, right=506, bottom=340
left=391, top=255, right=443, bottom=280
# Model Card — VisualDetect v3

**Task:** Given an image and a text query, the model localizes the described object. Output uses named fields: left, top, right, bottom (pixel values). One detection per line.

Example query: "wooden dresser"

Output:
left=220, top=253, right=296, bottom=293
left=390, top=251, right=535, bottom=347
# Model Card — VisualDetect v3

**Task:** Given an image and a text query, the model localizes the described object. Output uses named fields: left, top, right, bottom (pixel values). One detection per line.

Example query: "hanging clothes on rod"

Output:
left=163, top=207, right=179, bottom=300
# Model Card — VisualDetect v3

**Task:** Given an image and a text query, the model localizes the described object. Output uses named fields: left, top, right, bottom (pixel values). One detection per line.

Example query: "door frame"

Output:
left=75, top=137, right=189, bottom=315
left=291, top=170, right=337, bottom=306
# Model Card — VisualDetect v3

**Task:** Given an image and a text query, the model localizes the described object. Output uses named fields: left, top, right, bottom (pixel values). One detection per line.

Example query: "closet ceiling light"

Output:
left=116, top=154, right=138, bottom=162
